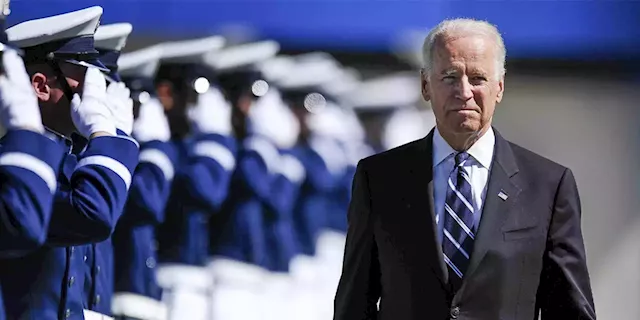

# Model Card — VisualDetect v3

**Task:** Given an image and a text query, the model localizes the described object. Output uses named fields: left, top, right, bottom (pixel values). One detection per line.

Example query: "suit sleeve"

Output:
left=536, top=168, right=596, bottom=319
left=333, top=160, right=381, bottom=320
left=0, top=130, right=65, bottom=257
left=47, top=134, right=140, bottom=246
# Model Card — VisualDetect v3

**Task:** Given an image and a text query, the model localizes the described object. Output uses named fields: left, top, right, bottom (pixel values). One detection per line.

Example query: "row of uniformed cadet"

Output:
left=0, top=4, right=434, bottom=320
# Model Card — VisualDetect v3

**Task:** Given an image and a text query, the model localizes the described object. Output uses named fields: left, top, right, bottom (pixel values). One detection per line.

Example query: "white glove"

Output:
left=248, top=89, right=299, bottom=149
left=133, top=97, right=171, bottom=143
left=0, top=49, right=44, bottom=133
left=70, top=68, right=116, bottom=137
left=307, top=103, right=349, bottom=141
left=106, top=81, right=134, bottom=135
left=187, top=88, right=232, bottom=136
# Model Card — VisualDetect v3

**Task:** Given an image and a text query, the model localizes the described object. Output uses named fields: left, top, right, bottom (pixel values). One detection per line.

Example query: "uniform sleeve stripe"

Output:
left=75, top=155, right=133, bottom=189
left=193, top=141, right=236, bottom=171
left=278, top=154, right=306, bottom=183
left=244, top=137, right=280, bottom=173
left=115, top=135, right=140, bottom=149
left=139, top=148, right=175, bottom=181
left=0, top=152, right=58, bottom=193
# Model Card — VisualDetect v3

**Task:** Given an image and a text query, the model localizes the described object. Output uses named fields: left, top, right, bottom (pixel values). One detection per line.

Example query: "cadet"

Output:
left=205, top=40, right=286, bottom=320
left=0, top=2, right=66, bottom=319
left=152, top=36, right=236, bottom=320
left=111, top=45, right=173, bottom=320
left=83, top=22, right=135, bottom=320
left=2, top=7, right=139, bottom=320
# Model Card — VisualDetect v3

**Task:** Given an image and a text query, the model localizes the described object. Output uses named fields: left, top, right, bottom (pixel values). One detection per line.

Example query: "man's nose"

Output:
left=454, top=77, right=473, bottom=101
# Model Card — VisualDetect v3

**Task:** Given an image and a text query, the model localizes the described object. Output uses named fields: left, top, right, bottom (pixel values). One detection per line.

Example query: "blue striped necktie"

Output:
left=442, top=152, right=476, bottom=289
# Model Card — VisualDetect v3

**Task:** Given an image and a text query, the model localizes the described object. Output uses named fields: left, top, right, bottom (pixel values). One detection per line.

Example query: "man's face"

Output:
left=421, top=34, right=504, bottom=137
left=30, top=61, right=87, bottom=135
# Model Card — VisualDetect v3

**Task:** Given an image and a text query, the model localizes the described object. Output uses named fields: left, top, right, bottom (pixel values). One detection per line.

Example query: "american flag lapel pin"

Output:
left=498, top=190, right=508, bottom=201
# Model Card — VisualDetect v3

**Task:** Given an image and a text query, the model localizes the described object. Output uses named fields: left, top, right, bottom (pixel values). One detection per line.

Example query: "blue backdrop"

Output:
left=8, top=0, right=640, bottom=59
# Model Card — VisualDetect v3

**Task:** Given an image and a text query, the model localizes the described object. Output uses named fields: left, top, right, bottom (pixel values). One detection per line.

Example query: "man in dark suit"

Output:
left=333, top=18, right=596, bottom=320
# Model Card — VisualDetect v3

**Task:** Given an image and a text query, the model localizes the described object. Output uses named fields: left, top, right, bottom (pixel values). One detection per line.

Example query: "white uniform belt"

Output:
left=83, top=309, right=114, bottom=320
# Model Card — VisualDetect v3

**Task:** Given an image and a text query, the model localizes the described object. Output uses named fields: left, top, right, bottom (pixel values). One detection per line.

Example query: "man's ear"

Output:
left=496, top=77, right=505, bottom=103
left=31, top=73, right=51, bottom=101
left=420, top=68, right=431, bottom=101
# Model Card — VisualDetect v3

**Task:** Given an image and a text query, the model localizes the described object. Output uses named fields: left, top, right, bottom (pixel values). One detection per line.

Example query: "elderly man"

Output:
left=333, top=18, right=596, bottom=320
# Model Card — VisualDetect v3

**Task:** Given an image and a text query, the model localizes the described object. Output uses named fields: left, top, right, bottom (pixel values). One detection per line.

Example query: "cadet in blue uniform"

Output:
left=244, top=63, right=308, bottom=320
left=203, top=40, right=286, bottom=320
left=2, top=7, right=139, bottom=320
left=153, top=37, right=236, bottom=320
left=0, top=6, right=67, bottom=319
left=279, top=77, right=344, bottom=261
left=83, top=22, right=135, bottom=320
left=111, top=45, right=173, bottom=320
left=206, top=41, right=281, bottom=269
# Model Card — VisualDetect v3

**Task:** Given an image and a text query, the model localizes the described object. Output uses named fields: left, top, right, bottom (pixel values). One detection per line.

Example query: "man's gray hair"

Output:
left=421, top=18, right=506, bottom=80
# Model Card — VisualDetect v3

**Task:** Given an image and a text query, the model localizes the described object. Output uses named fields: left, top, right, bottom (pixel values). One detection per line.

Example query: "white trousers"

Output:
left=83, top=309, right=114, bottom=320
left=156, top=264, right=212, bottom=320
left=208, top=257, right=267, bottom=320
left=111, top=292, right=168, bottom=320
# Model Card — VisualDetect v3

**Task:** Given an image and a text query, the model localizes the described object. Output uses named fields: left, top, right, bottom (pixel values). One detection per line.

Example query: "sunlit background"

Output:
left=9, top=1, right=640, bottom=319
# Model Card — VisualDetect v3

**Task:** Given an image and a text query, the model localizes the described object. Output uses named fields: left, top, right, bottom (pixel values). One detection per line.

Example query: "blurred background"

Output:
left=10, top=1, right=640, bottom=319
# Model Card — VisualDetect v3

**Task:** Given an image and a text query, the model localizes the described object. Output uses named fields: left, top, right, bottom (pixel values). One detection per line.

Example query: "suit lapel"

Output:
left=458, top=130, right=522, bottom=294
left=410, top=130, right=448, bottom=286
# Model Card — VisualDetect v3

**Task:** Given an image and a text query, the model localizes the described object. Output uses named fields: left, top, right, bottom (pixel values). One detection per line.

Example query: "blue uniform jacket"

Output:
left=0, top=131, right=139, bottom=320
left=290, top=142, right=342, bottom=256
left=157, top=133, right=236, bottom=266
left=263, top=149, right=305, bottom=272
left=0, top=130, right=66, bottom=320
left=113, top=140, right=176, bottom=301
left=211, top=135, right=282, bottom=268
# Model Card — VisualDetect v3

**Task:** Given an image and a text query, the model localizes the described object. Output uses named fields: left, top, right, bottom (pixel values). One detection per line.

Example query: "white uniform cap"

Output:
left=94, top=23, right=133, bottom=51
left=204, top=40, right=279, bottom=72
left=6, top=6, right=108, bottom=71
left=343, top=72, right=421, bottom=110
left=322, top=67, right=362, bottom=98
left=159, top=36, right=225, bottom=63
left=255, top=55, right=296, bottom=83
left=276, top=58, right=343, bottom=89
left=7, top=6, right=102, bottom=48
left=118, top=45, right=163, bottom=78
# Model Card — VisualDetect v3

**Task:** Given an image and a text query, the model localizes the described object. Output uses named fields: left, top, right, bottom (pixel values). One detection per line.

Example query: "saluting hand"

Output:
left=106, top=81, right=134, bottom=135
left=70, top=68, right=116, bottom=138
left=132, top=97, right=171, bottom=143
left=0, top=49, right=44, bottom=134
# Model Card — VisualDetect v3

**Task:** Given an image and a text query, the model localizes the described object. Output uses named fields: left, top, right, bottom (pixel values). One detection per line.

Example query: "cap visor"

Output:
left=66, top=59, right=110, bottom=72
left=105, top=73, right=121, bottom=84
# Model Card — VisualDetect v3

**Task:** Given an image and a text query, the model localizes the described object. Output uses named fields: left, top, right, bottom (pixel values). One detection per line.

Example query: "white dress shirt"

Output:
left=432, top=126, right=495, bottom=244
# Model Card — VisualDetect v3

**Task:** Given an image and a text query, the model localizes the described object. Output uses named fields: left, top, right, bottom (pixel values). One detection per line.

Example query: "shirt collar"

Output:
left=433, top=126, right=495, bottom=169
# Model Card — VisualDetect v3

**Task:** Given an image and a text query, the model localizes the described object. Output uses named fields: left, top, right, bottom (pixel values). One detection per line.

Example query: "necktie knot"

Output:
left=454, top=152, right=470, bottom=167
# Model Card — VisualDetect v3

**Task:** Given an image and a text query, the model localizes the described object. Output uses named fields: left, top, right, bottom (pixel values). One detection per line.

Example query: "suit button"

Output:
left=450, top=306, right=460, bottom=319
left=68, top=276, right=75, bottom=287
left=95, top=295, right=101, bottom=304
left=65, top=309, right=71, bottom=318
left=70, top=247, right=75, bottom=255
left=83, top=255, right=88, bottom=262
left=96, top=266, right=101, bottom=273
